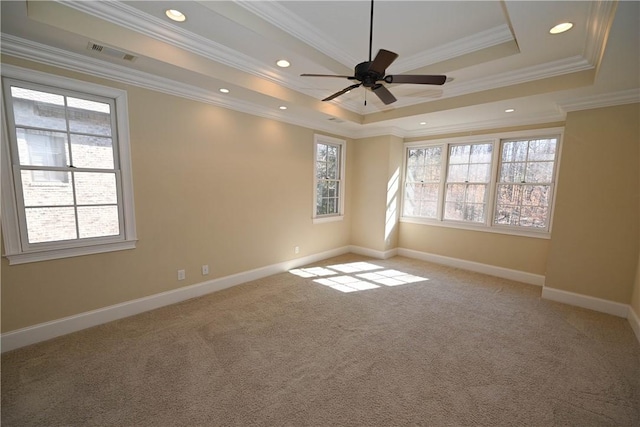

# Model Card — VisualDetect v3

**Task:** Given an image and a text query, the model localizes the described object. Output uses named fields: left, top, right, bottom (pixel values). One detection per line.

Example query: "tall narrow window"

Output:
left=313, top=135, right=345, bottom=221
left=403, top=146, right=442, bottom=219
left=444, top=143, right=493, bottom=223
left=494, top=137, right=558, bottom=229
left=2, top=66, right=136, bottom=264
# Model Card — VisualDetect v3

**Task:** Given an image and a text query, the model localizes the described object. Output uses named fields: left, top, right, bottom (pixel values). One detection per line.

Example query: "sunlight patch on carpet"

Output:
left=289, top=262, right=429, bottom=293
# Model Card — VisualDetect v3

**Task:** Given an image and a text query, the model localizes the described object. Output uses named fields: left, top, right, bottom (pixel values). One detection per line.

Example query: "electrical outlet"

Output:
left=294, top=246, right=300, bottom=254
left=201, top=265, right=209, bottom=275
left=177, top=269, right=186, bottom=280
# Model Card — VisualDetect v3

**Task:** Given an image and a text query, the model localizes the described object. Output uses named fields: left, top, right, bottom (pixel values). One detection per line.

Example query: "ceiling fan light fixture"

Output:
left=549, top=22, right=573, bottom=34
left=219, top=88, right=230, bottom=94
left=276, top=59, right=290, bottom=68
left=165, top=9, right=186, bottom=22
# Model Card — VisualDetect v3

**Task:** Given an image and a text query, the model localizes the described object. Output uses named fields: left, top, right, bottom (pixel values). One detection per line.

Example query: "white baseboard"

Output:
left=628, top=307, right=640, bottom=344
left=1, top=246, right=350, bottom=353
left=541, top=287, right=629, bottom=318
left=349, top=245, right=398, bottom=260
left=396, top=248, right=545, bottom=286
left=5, top=245, right=638, bottom=351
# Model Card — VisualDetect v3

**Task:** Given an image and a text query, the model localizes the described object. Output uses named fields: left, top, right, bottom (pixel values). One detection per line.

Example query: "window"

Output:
left=313, top=135, right=345, bottom=222
left=401, top=130, right=561, bottom=237
left=444, top=143, right=493, bottom=223
left=1, top=65, right=136, bottom=264
left=494, top=138, right=557, bottom=229
left=404, top=146, right=442, bottom=219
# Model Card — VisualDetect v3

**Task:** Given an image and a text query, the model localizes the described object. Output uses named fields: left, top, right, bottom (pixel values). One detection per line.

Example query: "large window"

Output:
left=1, top=66, right=136, bottom=264
left=401, top=130, right=561, bottom=237
left=313, top=134, right=345, bottom=222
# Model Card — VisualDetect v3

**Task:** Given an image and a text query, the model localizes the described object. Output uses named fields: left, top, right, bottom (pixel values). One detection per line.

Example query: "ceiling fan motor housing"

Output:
left=355, top=61, right=384, bottom=87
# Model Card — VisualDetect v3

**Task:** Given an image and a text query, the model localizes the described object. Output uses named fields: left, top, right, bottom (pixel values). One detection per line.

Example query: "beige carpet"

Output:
left=2, top=254, right=639, bottom=426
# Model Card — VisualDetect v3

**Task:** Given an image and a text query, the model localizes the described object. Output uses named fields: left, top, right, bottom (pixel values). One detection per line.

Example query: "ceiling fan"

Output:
left=300, top=0, right=447, bottom=105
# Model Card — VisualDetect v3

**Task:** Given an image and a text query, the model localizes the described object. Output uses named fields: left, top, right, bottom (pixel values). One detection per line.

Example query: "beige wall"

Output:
left=2, top=55, right=639, bottom=334
left=545, top=104, right=639, bottom=304
left=349, top=134, right=403, bottom=252
left=399, top=225, right=550, bottom=275
left=1, top=57, right=352, bottom=332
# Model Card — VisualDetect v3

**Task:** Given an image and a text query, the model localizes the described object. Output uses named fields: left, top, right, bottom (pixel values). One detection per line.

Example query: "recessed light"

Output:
left=165, top=9, right=186, bottom=22
left=419, top=121, right=427, bottom=125
left=505, top=108, right=515, bottom=113
left=219, top=88, right=230, bottom=94
left=549, top=22, right=573, bottom=34
left=279, top=106, right=287, bottom=110
left=276, top=59, right=290, bottom=68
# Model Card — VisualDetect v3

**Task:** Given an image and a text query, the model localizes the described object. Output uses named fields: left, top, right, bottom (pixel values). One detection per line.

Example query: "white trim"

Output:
left=5, top=240, right=137, bottom=265
left=558, top=89, right=640, bottom=113
left=3, top=33, right=636, bottom=142
left=312, top=215, right=344, bottom=224
left=394, top=25, right=514, bottom=74
left=399, top=217, right=552, bottom=240
left=1, top=246, right=351, bottom=352
left=397, top=248, right=545, bottom=286
left=0, top=35, right=359, bottom=139
left=541, top=287, right=629, bottom=318
left=1, top=65, right=138, bottom=263
left=628, top=307, right=640, bottom=344
left=349, top=245, right=398, bottom=260
left=313, top=134, right=346, bottom=221
left=400, top=128, right=563, bottom=240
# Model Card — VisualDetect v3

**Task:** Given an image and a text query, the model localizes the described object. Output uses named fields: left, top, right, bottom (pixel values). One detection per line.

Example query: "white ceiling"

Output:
left=1, top=0, right=638, bottom=139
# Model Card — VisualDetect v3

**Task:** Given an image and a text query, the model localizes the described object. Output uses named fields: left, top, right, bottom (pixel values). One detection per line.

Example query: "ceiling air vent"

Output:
left=87, top=42, right=137, bottom=62
left=328, top=117, right=345, bottom=124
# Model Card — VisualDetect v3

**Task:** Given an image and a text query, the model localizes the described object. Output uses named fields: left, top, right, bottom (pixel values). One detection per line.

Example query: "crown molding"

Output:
left=393, top=25, right=514, bottom=74
left=558, top=88, right=640, bottom=112
left=336, top=55, right=593, bottom=114
left=4, top=18, right=634, bottom=144
left=445, top=55, right=593, bottom=98
left=583, top=0, right=618, bottom=67
left=58, top=0, right=297, bottom=93
left=401, top=111, right=567, bottom=139
left=0, top=34, right=359, bottom=139
left=235, top=1, right=356, bottom=68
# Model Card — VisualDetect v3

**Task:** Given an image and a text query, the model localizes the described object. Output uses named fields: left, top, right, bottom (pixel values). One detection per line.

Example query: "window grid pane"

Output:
left=444, top=143, right=492, bottom=223
left=403, top=146, right=442, bottom=218
left=314, top=139, right=343, bottom=217
left=8, top=81, right=122, bottom=246
left=495, top=138, right=557, bottom=229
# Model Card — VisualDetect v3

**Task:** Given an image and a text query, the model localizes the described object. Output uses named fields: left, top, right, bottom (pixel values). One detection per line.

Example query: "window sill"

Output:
left=4, top=240, right=137, bottom=265
left=313, top=215, right=344, bottom=224
left=400, top=217, right=551, bottom=240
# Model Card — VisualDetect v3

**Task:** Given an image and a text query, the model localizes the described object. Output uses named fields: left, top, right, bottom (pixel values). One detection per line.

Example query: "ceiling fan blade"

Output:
left=322, top=83, right=362, bottom=102
left=384, top=75, right=447, bottom=85
left=371, top=84, right=397, bottom=105
left=301, top=74, right=355, bottom=79
left=368, top=49, right=399, bottom=75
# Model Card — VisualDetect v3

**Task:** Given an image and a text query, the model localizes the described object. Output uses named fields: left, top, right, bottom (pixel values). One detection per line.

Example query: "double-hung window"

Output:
left=1, top=65, right=136, bottom=264
left=494, top=138, right=557, bottom=229
left=313, top=134, right=345, bottom=222
left=444, top=143, right=493, bottom=223
left=401, top=129, right=561, bottom=237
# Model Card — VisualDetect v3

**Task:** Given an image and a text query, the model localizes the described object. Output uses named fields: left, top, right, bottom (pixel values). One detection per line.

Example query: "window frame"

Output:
left=400, top=128, right=563, bottom=239
left=1, top=65, right=137, bottom=265
left=313, top=134, right=346, bottom=223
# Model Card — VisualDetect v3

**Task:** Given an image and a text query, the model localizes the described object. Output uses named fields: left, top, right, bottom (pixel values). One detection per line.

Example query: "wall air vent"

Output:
left=87, top=42, right=137, bottom=62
